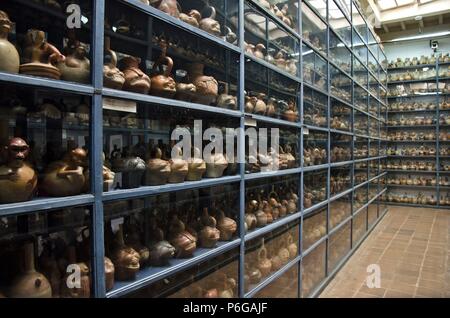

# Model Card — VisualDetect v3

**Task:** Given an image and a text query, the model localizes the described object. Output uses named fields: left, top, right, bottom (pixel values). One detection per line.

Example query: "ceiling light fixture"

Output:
left=389, top=30, right=450, bottom=42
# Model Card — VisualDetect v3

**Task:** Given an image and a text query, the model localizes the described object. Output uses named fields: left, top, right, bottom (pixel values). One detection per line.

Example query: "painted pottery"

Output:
left=120, top=56, right=151, bottom=94
left=168, top=146, right=188, bottom=183
left=187, top=147, right=206, bottom=181
left=60, top=246, right=90, bottom=298
left=150, top=41, right=177, bottom=98
left=199, top=6, right=221, bottom=37
left=216, top=209, right=237, bottom=241
left=0, top=11, right=20, bottom=73
left=58, top=36, right=90, bottom=84
left=187, top=63, right=218, bottom=105
left=205, top=152, right=228, bottom=178
left=169, top=215, right=197, bottom=258
left=148, top=221, right=175, bottom=266
left=151, top=0, right=181, bottom=18
left=145, top=146, right=171, bottom=186
left=198, top=208, right=220, bottom=248
left=110, top=224, right=140, bottom=281
left=103, top=37, right=125, bottom=89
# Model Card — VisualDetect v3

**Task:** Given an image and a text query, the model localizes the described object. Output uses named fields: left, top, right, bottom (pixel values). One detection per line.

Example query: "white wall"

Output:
left=383, top=36, right=450, bottom=62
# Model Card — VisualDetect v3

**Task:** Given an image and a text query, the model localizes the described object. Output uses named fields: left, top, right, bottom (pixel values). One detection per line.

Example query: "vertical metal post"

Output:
left=436, top=56, right=440, bottom=206
left=238, top=0, right=246, bottom=299
left=91, top=0, right=106, bottom=298
left=298, top=0, right=303, bottom=298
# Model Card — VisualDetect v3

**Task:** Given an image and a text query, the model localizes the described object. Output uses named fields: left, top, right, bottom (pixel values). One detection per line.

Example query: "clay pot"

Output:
left=199, top=7, right=221, bottom=37
left=38, top=244, right=61, bottom=297
left=151, top=0, right=181, bottom=18
left=179, top=10, right=201, bottom=27
left=254, top=44, right=265, bottom=59
left=104, top=257, right=115, bottom=292
left=169, top=215, right=197, bottom=258
left=20, top=29, right=65, bottom=79
left=148, top=222, right=175, bottom=266
left=168, top=146, right=188, bottom=183
left=257, top=243, right=272, bottom=277
left=40, top=148, right=86, bottom=197
left=58, top=37, right=90, bottom=84
left=287, top=234, right=298, bottom=259
left=253, top=93, right=267, bottom=115
left=145, top=147, right=171, bottom=186
left=187, top=63, right=218, bottom=105
left=198, top=208, right=221, bottom=248
left=110, top=225, right=141, bottom=281
left=116, top=156, right=146, bottom=189
left=205, top=152, right=228, bottom=178
left=255, top=207, right=268, bottom=228
left=0, top=138, right=37, bottom=204
left=247, top=264, right=262, bottom=285
left=283, top=101, right=298, bottom=122
left=245, top=212, right=257, bottom=231
left=187, top=147, right=206, bottom=181
left=216, top=209, right=237, bottom=241
left=278, top=241, right=290, bottom=265
left=7, top=242, right=52, bottom=298
left=60, top=246, right=90, bottom=298
left=125, top=226, right=150, bottom=267
left=0, top=11, right=20, bottom=73
left=150, top=41, right=177, bottom=98
left=120, top=56, right=151, bottom=94
left=103, top=37, right=125, bottom=89
left=175, top=83, right=197, bottom=102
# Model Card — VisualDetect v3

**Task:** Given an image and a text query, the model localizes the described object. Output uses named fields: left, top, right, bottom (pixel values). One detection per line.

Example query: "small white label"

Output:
left=111, top=217, right=124, bottom=233
left=103, top=98, right=137, bottom=113
left=245, top=117, right=257, bottom=127
left=303, top=127, right=309, bottom=135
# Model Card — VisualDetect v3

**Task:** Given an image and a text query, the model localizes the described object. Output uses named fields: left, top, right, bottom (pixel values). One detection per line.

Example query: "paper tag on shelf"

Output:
left=103, top=97, right=137, bottom=113
left=303, top=127, right=309, bottom=135
left=111, top=217, right=124, bottom=233
left=245, top=117, right=257, bottom=127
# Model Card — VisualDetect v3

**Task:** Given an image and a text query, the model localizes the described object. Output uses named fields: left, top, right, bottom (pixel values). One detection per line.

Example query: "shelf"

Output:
left=120, top=0, right=241, bottom=54
left=388, top=78, right=439, bottom=85
left=388, top=155, right=437, bottom=159
left=102, top=88, right=242, bottom=118
left=387, top=184, right=437, bottom=190
left=102, top=175, right=241, bottom=202
left=244, top=211, right=301, bottom=242
left=245, top=53, right=301, bottom=84
left=387, top=140, right=439, bottom=143
left=388, top=92, right=450, bottom=98
left=245, top=167, right=302, bottom=181
left=0, top=72, right=95, bottom=95
left=247, top=113, right=300, bottom=128
left=388, top=109, right=438, bottom=114
left=387, top=125, right=436, bottom=129
left=0, top=195, right=95, bottom=217
left=387, top=169, right=437, bottom=174
left=107, top=239, right=241, bottom=298
left=388, top=64, right=436, bottom=71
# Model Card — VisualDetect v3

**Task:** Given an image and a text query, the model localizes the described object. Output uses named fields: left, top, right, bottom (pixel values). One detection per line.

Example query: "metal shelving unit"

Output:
left=0, top=0, right=388, bottom=299
left=386, top=55, right=450, bottom=209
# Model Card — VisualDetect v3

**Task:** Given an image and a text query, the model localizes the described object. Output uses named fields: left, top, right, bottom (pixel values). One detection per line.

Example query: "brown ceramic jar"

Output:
left=0, top=11, right=20, bottom=73
left=120, top=56, right=151, bottom=94
left=187, top=63, right=218, bottom=105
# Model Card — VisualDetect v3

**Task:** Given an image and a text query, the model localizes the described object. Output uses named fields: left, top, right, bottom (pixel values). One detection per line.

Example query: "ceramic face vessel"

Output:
left=199, top=7, right=221, bottom=37
left=216, top=209, right=237, bottom=241
left=179, top=10, right=201, bottom=27
left=187, top=147, right=206, bottom=181
left=110, top=225, right=141, bottom=281
left=217, top=94, right=237, bottom=110
left=151, top=0, right=181, bottom=18
left=175, top=83, right=197, bottom=102
left=0, top=11, right=20, bottom=73
left=58, top=37, right=90, bottom=84
left=198, top=209, right=220, bottom=248
left=187, top=63, right=218, bottom=105
left=168, top=146, right=188, bottom=183
left=145, top=146, right=171, bottom=186
left=120, top=56, right=151, bottom=94
left=148, top=225, right=175, bottom=266
left=257, top=244, right=272, bottom=277
left=169, top=215, right=197, bottom=258
left=8, top=242, right=52, bottom=298
left=40, top=148, right=86, bottom=197
left=103, top=38, right=125, bottom=89
left=151, top=41, right=177, bottom=98
left=20, top=29, right=66, bottom=79
left=0, top=138, right=37, bottom=204
left=205, top=152, right=228, bottom=178
left=104, top=257, right=115, bottom=292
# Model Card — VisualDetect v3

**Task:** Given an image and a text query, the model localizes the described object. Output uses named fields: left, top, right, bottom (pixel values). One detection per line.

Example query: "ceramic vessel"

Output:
left=58, top=36, right=90, bottom=84
left=198, top=208, right=220, bottom=248
left=168, top=146, right=188, bottom=183
left=148, top=221, right=175, bottom=266
left=187, top=147, right=206, bottom=181
left=151, top=0, right=181, bottom=18
left=205, top=152, right=228, bottom=178
left=110, top=225, right=141, bottom=281
left=0, top=11, right=20, bottom=73
left=40, top=148, right=86, bottom=197
left=60, top=246, right=90, bottom=298
left=199, top=7, right=221, bottom=37
left=187, top=63, right=218, bottom=105
left=104, top=257, right=115, bottom=292
left=179, top=10, right=201, bottom=27
left=38, top=244, right=61, bottom=297
left=169, top=215, right=197, bottom=258
left=257, top=242, right=272, bottom=277
left=216, top=209, right=237, bottom=241
left=103, top=37, right=125, bottom=89
left=145, top=146, right=171, bottom=185
left=20, top=29, right=65, bottom=79
left=120, top=56, right=151, bottom=94
left=150, top=41, right=177, bottom=98
left=0, top=138, right=37, bottom=204
left=8, top=242, right=52, bottom=298
left=175, top=83, right=197, bottom=102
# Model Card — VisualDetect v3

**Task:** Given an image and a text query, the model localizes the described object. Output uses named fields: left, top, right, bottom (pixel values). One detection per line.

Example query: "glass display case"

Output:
left=302, top=1, right=327, bottom=55
left=329, top=194, right=351, bottom=230
left=303, top=130, right=328, bottom=167
left=303, top=87, right=328, bottom=127
left=354, top=137, right=368, bottom=159
left=244, top=3, right=300, bottom=78
left=304, top=170, right=327, bottom=209
left=354, top=57, right=368, bottom=89
left=331, top=99, right=352, bottom=132
left=352, top=208, right=367, bottom=245
left=303, top=43, right=328, bottom=91
left=354, top=184, right=368, bottom=210
left=0, top=0, right=387, bottom=299
left=245, top=60, right=300, bottom=121
left=352, top=3, right=366, bottom=43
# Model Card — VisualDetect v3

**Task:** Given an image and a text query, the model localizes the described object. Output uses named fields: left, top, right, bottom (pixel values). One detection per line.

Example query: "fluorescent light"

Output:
left=390, top=31, right=450, bottom=42
left=396, top=0, right=415, bottom=6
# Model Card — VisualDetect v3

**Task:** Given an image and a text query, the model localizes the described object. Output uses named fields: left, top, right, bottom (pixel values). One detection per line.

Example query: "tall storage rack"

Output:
left=385, top=56, right=450, bottom=208
left=0, top=0, right=387, bottom=298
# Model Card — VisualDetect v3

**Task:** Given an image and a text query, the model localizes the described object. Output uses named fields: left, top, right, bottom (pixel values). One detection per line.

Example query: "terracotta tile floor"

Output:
left=320, top=206, right=450, bottom=298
